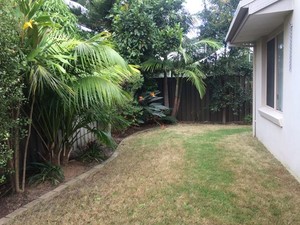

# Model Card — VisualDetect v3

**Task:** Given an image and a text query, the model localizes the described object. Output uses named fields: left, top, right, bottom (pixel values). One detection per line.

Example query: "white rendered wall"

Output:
left=254, top=6, right=300, bottom=181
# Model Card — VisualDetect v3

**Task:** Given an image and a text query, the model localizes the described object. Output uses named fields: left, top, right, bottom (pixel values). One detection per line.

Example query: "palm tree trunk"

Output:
left=163, top=71, right=169, bottom=107
left=175, top=78, right=184, bottom=116
left=61, top=145, right=72, bottom=166
left=171, top=77, right=181, bottom=118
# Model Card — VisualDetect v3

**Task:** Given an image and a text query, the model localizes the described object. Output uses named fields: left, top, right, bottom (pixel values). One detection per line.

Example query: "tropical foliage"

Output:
left=78, top=141, right=109, bottom=163
left=143, top=34, right=220, bottom=117
left=78, top=0, right=198, bottom=110
left=0, top=0, right=139, bottom=193
left=138, top=91, right=169, bottom=123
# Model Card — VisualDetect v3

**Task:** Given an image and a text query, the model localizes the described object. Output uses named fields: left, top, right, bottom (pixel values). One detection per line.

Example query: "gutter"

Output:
left=225, top=7, right=249, bottom=44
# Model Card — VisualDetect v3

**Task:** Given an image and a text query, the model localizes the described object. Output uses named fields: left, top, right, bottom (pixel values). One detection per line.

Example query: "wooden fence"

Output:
left=156, top=77, right=252, bottom=122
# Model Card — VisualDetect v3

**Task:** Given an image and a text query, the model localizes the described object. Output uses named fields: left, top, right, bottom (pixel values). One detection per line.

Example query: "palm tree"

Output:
left=14, top=0, right=139, bottom=192
left=31, top=32, right=138, bottom=166
left=142, top=35, right=220, bottom=118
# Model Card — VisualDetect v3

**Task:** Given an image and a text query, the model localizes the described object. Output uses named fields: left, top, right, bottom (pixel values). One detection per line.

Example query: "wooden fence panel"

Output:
left=156, top=77, right=252, bottom=122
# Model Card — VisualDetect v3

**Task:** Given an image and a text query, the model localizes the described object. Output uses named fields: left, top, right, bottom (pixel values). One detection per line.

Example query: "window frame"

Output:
left=266, top=31, right=284, bottom=112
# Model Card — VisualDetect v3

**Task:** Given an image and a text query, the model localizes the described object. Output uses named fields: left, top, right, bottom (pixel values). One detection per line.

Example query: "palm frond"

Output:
left=142, top=58, right=175, bottom=72
left=72, top=35, right=127, bottom=70
left=142, top=58, right=164, bottom=72
left=128, top=64, right=141, bottom=75
left=95, top=65, right=135, bottom=84
left=72, top=75, right=127, bottom=108
left=29, top=64, right=70, bottom=97
left=185, top=69, right=206, bottom=99
left=195, top=39, right=222, bottom=50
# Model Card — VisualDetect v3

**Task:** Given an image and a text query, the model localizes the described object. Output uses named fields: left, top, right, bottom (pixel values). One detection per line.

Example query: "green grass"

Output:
left=7, top=124, right=300, bottom=225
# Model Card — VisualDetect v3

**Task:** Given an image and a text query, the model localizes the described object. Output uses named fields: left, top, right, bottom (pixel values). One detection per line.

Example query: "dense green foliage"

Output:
left=0, top=0, right=24, bottom=187
left=143, top=37, right=219, bottom=117
left=111, top=0, right=191, bottom=64
left=198, top=0, right=252, bottom=122
left=199, top=0, right=240, bottom=43
left=204, top=49, right=252, bottom=116
left=78, top=141, right=109, bottom=163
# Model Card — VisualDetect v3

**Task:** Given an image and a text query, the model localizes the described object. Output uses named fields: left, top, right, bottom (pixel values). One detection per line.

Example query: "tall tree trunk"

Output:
left=8, top=158, right=16, bottom=193
left=175, top=78, right=184, bottom=115
left=163, top=71, right=169, bottom=107
left=13, top=124, right=21, bottom=193
left=11, top=104, right=22, bottom=193
left=21, top=95, right=35, bottom=192
left=171, top=77, right=182, bottom=118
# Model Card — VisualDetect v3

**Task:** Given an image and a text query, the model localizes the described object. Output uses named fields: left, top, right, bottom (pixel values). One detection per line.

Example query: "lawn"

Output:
left=7, top=124, right=300, bottom=225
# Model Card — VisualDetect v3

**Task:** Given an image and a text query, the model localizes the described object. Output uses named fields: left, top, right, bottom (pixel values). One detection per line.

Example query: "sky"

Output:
left=184, top=0, right=204, bottom=14
left=184, top=0, right=204, bottom=38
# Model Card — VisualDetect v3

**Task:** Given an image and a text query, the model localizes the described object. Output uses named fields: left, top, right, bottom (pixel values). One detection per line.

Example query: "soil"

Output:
left=0, top=124, right=158, bottom=219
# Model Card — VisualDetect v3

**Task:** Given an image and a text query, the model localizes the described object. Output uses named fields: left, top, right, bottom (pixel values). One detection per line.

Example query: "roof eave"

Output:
left=225, top=7, right=249, bottom=44
left=226, top=0, right=293, bottom=46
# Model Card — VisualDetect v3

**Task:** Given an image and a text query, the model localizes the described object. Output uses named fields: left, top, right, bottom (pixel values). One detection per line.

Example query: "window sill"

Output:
left=258, top=107, right=283, bottom=127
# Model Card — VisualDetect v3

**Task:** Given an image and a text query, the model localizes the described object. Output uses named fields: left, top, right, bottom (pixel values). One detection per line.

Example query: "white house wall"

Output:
left=254, top=5, right=300, bottom=181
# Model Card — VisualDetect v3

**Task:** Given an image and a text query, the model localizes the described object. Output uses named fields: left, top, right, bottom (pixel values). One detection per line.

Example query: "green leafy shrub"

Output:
left=244, top=114, right=252, bottom=125
left=119, top=101, right=144, bottom=127
left=0, top=149, right=13, bottom=184
left=78, top=141, right=109, bottom=163
left=29, top=163, right=64, bottom=186
left=0, top=0, right=24, bottom=188
left=138, top=91, right=170, bottom=124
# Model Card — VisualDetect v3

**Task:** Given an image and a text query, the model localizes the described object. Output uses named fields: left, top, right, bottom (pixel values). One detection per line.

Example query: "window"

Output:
left=266, top=32, right=283, bottom=111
